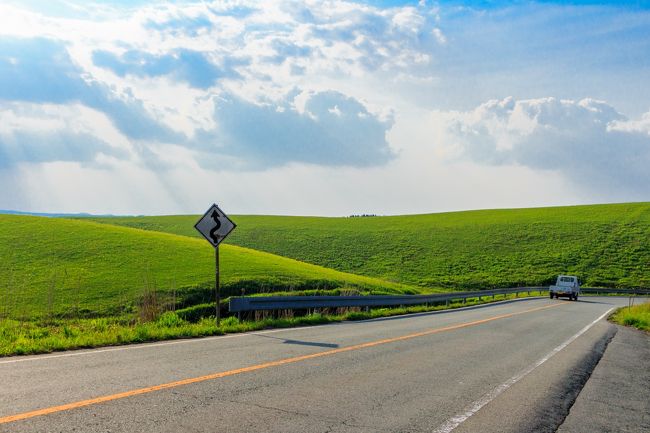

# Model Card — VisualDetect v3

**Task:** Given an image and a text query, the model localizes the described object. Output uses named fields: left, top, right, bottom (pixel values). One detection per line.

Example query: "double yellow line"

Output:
left=0, top=302, right=562, bottom=425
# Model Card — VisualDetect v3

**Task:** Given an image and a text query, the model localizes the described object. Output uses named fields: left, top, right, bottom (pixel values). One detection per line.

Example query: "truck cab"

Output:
left=549, top=275, right=580, bottom=300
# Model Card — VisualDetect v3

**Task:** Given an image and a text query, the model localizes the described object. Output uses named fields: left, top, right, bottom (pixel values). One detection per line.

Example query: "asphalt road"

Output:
left=0, top=297, right=636, bottom=433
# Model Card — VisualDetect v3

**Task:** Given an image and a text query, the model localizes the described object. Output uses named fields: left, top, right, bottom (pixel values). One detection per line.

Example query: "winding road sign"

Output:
left=194, top=203, right=236, bottom=248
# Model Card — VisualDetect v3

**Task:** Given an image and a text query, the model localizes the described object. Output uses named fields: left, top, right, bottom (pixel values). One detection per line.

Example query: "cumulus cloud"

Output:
left=0, top=35, right=395, bottom=171
left=442, top=97, right=650, bottom=195
left=193, top=90, right=395, bottom=169
left=0, top=37, right=89, bottom=104
left=3, top=0, right=647, bottom=215
left=0, top=0, right=440, bottom=172
left=0, top=102, right=132, bottom=167
left=92, top=48, right=242, bottom=89
left=144, top=12, right=214, bottom=36
left=0, top=37, right=183, bottom=144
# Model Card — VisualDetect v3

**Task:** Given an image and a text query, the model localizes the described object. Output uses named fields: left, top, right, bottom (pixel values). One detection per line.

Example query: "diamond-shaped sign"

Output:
left=194, top=204, right=236, bottom=248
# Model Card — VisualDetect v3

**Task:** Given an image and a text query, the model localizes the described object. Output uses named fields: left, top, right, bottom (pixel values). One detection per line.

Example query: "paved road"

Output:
left=0, top=297, right=636, bottom=432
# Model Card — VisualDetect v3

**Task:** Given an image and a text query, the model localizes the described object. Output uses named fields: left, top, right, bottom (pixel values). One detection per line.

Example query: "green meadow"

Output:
left=0, top=214, right=414, bottom=319
left=89, top=202, right=650, bottom=290
left=2, top=203, right=649, bottom=356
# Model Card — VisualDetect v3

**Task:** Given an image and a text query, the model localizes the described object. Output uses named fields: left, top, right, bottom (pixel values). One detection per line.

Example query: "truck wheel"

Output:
left=549, top=292, right=554, bottom=299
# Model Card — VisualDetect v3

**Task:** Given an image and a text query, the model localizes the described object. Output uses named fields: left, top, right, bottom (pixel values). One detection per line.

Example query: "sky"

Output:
left=0, top=0, right=649, bottom=216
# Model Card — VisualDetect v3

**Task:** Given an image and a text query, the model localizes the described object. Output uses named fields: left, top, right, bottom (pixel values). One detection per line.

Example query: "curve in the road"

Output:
left=0, top=302, right=562, bottom=426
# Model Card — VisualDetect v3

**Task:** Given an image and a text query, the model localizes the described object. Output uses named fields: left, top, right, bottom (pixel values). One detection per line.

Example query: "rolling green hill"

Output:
left=87, top=202, right=650, bottom=290
left=0, top=215, right=415, bottom=318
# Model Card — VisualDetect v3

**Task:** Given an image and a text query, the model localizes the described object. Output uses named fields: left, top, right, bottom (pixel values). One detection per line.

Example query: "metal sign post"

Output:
left=194, top=204, right=236, bottom=326
left=215, top=246, right=220, bottom=324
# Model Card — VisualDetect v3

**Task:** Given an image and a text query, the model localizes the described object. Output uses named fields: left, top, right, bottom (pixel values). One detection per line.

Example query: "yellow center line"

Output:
left=0, top=302, right=563, bottom=425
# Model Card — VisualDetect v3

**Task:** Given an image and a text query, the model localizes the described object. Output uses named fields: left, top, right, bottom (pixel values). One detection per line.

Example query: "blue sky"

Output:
left=0, top=0, right=649, bottom=215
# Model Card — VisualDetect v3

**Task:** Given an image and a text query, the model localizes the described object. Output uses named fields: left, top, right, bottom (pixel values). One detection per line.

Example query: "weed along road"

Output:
left=0, top=297, right=636, bottom=432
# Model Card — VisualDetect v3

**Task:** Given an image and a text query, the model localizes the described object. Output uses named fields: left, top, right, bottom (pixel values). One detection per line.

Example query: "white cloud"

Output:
left=0, top=1, right=649, bottom=215
left=0, top=102, right=134, bottom=167
left=436, top=97, right=650, bottom=197
left=610, top=112, right=650, bottom=135
left=193, top=89, right=395, bottom=168
left=432, top=28, right=446, bottom=44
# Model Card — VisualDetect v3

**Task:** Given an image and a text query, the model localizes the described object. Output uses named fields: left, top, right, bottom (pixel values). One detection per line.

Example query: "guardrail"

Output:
left=581, top=287, right=650, bottom=295
left=229, top=286, right=650, bottom=313
left=229, top=287, right=546, bottom=313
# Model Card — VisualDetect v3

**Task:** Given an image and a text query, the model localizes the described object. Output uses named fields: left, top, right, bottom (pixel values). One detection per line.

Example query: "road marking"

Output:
left=0, top=325, right=314, bottom=365
left=0, top=302, right=561, bottom=425
left=432, top=307, right=614, bottom=433
left=0, top=297, right=542, bottom=366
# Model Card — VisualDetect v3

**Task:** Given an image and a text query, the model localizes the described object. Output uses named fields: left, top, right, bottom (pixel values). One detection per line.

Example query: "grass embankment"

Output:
left=610, top=301, right=650, bottom=332
left=89, top=202, right=650, bottom=289
left=0, top=214, right=415, bottom=319
left=0, top=292, right=541, bottom=356
left=0, top=214, right=426, bottom=356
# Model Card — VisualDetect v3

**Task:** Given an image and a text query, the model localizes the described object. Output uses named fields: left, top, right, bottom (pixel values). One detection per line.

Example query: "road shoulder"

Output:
left=451, top=318, right=616, bottom=433
left=556, top=325, right=650, bottom=433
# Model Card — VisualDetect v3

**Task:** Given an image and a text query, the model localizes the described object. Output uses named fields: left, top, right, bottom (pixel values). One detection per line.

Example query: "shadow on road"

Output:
left=576, top=299, right=615, bottom=305
left=252, top=333, right=339, bottom=348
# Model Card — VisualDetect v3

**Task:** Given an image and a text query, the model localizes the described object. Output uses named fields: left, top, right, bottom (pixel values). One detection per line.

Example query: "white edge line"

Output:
left=0, top=326, right=307, bottom=365
left=0, top=297, right=546, bottom=365
left=432, top=307, right=615, bottom=433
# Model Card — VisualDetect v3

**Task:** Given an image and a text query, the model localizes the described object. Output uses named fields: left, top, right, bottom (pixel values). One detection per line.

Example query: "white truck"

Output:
left=549, top=275, right=580, bottom=300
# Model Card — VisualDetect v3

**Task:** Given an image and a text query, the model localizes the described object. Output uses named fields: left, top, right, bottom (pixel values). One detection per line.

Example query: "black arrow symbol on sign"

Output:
left=209, top=209, right=222, bottom=244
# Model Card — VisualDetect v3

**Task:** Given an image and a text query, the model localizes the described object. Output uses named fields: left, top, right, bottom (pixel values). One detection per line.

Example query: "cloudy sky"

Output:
left=1, top=0, right=649, bottom=216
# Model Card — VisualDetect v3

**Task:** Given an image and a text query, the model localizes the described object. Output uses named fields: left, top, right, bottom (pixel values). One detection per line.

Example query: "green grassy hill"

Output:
left=0, top=215, right=414, bottom=318
left=87, top=202, right=650, bottom=290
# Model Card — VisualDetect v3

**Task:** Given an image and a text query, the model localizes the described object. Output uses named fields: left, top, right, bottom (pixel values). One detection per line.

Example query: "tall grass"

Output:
left=610, top=301, right=650, bottom=331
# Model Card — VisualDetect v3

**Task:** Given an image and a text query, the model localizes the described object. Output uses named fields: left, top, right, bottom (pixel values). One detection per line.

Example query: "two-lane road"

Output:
left=0, top=297, right=632, bottom=432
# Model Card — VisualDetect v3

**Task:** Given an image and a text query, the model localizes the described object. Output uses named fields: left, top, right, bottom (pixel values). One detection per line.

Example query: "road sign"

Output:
left=194, top=203, right=236, bottom=248
left=195, top=203, right=236, bottom=326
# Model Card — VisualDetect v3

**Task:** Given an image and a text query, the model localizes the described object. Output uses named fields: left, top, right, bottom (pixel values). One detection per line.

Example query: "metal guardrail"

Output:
left=229, top=286, right=650, bottom=313
left=581, top=287, right=650, bottom=295
left=229, top=287, right=546, bottom=313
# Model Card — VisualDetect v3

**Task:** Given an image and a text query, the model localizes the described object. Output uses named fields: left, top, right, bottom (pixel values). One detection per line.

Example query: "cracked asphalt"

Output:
left=0, top=296, right=638, bottom=432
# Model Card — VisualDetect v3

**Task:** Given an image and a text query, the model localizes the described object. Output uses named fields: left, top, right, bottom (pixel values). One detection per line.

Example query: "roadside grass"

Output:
left=0, top=292, right=543, bottom=357
left=86, top=202, right=650, bottom=290
left=610, top=301, right=650, bottom=332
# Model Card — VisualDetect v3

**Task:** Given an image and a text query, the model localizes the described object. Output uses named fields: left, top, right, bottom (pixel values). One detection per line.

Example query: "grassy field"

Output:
left=610, top=300, right=650, bottom=332
left=0, top=214, right=415, bottom=319
left=3, top=203, right=648, bottom=356
left=88, top=202, right=650, bottom=290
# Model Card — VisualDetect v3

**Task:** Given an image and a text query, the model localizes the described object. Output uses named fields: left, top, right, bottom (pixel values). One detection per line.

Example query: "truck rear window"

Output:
left=560, top=277, right=575, bottom=282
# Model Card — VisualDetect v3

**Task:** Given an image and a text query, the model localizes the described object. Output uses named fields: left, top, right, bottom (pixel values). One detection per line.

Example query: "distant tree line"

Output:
left=348, top=214, right=378, bottom=218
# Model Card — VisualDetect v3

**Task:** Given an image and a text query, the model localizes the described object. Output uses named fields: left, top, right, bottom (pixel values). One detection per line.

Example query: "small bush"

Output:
left=176, top=304, right=215, bottom=323
left=220, top=316, right=239, bottom=327
left=157, top=311, right=185, bottom=327
left=63, top=326, right=79, bottom=338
